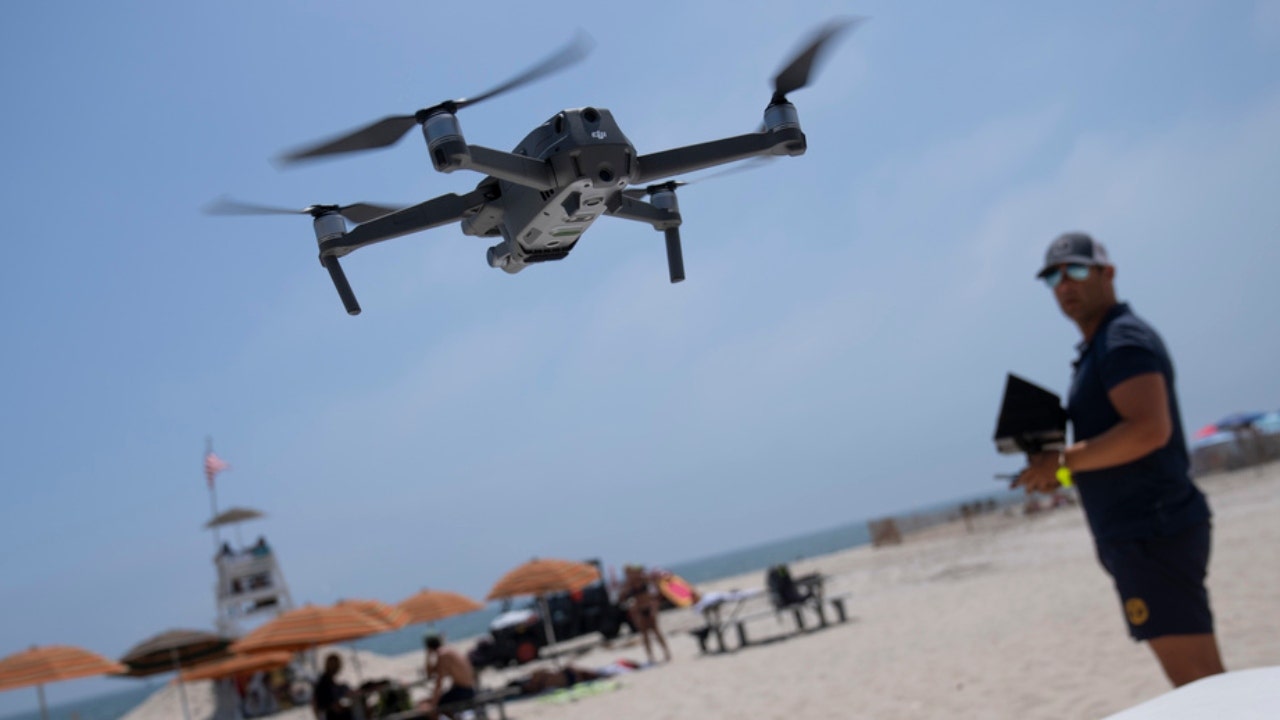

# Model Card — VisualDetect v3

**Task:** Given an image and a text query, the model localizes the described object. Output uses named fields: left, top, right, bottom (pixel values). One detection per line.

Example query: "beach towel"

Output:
left=536, top=679, right=623, bottom=704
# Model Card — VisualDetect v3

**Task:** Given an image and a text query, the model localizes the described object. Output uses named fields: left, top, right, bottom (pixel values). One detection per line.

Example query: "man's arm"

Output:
left=1065, top=371, right=1172, bottom=471
left=424, top=655, right=442, bottom=705
left=1017, top=372, right=1172, bottom=492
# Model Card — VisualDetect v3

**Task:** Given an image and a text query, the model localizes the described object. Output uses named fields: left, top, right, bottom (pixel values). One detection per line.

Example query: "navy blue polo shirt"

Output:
left=1067, top=303, right=1210, bottom=541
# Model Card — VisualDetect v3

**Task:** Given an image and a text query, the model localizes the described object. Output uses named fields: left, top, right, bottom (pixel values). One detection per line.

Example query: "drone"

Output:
left=210, top=18, right=863, bottom=315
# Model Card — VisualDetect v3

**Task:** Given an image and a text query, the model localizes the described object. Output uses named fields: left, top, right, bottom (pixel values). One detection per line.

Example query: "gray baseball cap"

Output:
left=1036, top=232, right=1111, bottom=278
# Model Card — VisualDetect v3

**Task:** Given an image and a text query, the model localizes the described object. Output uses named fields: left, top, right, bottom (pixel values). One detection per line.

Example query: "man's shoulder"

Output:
left=1100, top=306, right=1164, bottom=353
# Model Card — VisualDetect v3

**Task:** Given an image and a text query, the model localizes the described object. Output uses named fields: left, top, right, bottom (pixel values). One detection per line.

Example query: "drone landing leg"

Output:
left=322, top=256, right=361, bottom=316
left=665, top=228, right=685, bottom=283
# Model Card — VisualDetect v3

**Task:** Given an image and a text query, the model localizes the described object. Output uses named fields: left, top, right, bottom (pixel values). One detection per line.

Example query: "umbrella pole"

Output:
left=349, top=643, right=364, bottom=683
left=171, top=647, right=194, bottom=720
left=36, top=684, right=48, bottom=720
left=538, top=596, right=560, bottom=667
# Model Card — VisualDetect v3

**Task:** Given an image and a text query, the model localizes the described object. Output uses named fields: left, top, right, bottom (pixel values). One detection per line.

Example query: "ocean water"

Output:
left=6, top=488, right=1018, bottom=720
left=0, top=683, right=157, bottom=720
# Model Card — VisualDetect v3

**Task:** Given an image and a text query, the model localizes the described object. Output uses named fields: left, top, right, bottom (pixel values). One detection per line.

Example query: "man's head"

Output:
left=424, top=633, right=443, bottom=652
left=1037, top=232, right=1117, bottom=328
left=323, top=653, right=342, bottom=675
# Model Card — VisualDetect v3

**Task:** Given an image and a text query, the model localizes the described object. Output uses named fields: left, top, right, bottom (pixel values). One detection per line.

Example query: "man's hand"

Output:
left=1013, top=451, right=1060, bottom=493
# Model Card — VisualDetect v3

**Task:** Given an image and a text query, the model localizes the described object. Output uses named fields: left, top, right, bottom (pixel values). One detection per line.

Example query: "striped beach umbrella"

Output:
left=335, top=598, right=411, bottom=631
left=487, top=558, right=600, bottom=654
left=486, top=558, right=599, bottom=601
left=0, top=645, right=126, bottom=720
left=229, top=604, right=390, bottom=655
left=179, top=652, right=294, bottom=682
left=396, top=589, right=484, bottom=625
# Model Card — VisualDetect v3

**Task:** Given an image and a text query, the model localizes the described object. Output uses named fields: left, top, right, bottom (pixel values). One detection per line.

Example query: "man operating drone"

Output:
left=209, top=18, right=863, bottom=315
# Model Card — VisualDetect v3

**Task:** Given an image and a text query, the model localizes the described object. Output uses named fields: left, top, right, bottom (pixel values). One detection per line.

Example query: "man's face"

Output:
left=1046, top=262, right=1114, bottom=323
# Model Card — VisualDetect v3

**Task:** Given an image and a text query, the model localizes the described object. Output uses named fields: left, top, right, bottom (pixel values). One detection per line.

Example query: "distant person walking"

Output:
left=1015, top=232, right=1224, bottom=687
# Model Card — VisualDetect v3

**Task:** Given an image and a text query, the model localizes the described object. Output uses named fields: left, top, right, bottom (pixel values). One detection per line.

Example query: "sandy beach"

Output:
left=124, top=462, right=1280, bottom=720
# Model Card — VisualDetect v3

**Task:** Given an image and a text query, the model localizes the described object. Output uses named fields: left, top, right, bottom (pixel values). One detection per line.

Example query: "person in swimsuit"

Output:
left=618, top=565, right=671, bottom=663
left=417, top=633, right=478, bottom=718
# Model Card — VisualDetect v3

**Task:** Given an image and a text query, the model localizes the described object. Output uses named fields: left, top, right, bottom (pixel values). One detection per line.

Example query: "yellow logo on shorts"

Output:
left=1125, top=598, right=1150, bottom=626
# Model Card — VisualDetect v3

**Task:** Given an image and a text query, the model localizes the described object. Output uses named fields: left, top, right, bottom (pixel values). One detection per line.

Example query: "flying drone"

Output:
left=210, top=18, right=862, bottom=315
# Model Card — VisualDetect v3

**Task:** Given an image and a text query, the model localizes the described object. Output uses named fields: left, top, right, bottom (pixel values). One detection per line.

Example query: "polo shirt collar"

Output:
left=1074, top=302, right=1131, bottom=357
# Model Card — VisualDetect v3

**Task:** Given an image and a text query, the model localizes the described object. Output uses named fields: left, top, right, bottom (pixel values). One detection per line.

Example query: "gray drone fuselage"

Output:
left=222, top=18, right=859, bottom=315
left=463, top=107, right=634, bottom=273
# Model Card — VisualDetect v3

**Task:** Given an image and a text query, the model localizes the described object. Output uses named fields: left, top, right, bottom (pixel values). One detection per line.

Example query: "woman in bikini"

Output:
left=619, top=565, right=671, bottom=663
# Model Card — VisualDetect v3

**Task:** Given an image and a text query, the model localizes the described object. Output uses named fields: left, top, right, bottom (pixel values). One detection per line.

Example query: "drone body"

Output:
left=211, top=19, right=859, bottom=315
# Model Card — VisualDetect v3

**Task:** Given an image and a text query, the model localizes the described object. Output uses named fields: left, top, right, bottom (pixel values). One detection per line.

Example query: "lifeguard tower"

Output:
left=206, top=507, right=295, bottom=638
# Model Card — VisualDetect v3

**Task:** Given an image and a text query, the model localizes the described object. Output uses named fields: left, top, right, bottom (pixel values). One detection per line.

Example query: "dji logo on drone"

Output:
left=591, top=130, right=607, bottom=140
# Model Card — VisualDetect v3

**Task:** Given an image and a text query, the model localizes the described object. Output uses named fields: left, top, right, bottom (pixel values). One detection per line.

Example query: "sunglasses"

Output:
left=1043, top=263, right=1092, bottom=289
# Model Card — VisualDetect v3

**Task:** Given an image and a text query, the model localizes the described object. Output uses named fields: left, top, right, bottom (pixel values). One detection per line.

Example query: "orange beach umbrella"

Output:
left=396, top=589, right=484, bottom=625
left=336, top=598, right=410, bottom=632
left=487, top=558, right=600, bottom=653
left=486, top=558, right=599, bottom=601
left=0, top=645, right=126, bottom=720
left=229, top=604, right=390, bottom=655
left=179, top=652, right=294, bottom=682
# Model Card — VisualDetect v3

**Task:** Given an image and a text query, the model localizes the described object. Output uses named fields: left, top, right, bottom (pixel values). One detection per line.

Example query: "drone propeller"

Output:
left=771, top=16, right=865, bottom=104
left=277, top=31, right=593, bottom=166
left=204, top=196, right=403, bottom=225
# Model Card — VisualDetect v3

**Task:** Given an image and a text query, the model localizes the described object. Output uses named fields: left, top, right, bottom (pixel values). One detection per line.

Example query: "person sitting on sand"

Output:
left=311, top=654, right=353, bottom=720
left=619, top=565, right=672, bottom=663
left=416, top=633, right=477, bottom=718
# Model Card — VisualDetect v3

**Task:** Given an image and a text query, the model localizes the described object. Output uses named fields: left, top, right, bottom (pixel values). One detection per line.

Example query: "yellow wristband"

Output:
left=1056, top=465, right=1073, bottom=488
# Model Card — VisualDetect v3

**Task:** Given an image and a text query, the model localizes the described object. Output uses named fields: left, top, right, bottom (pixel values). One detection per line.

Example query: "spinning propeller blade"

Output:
left=624, top=157, right=776, bottom=199
left=204, top=197, right=403, bottom=224
left=771, top=16, right=865, bottom=103
left=278, top=116, right=420, bottom=165
left=454, top=30, right=593, bottom=110
left=277, top=31, right=593, bottom=166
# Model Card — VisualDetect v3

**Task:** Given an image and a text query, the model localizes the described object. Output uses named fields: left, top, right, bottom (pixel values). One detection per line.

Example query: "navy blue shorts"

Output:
left=1095, top=522, right=1214, bottom=640
left=438, top=685, right=476, bottom=706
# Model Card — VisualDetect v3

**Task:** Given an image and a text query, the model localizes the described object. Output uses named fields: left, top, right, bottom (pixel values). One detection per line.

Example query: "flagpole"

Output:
left=207, top=436, right=221, bottom=549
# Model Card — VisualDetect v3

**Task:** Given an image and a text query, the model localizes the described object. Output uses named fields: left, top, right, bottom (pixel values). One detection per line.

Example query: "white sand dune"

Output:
left=123, top=463, right=1280, bottom=720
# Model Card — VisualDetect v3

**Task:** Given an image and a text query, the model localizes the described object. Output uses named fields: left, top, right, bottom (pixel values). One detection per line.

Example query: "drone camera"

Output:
left=486, top=241, right=514, bottom=272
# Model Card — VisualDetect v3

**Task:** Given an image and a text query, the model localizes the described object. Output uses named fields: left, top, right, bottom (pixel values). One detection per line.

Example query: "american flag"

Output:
left=204, top=452, right=230, bottom=488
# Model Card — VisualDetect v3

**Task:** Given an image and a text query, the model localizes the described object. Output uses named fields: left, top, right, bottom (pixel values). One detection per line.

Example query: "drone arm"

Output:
left=632, top=127, right=805, bottom=185
left=454, top=145, right=556, bottom=191
left=319, top=186, right=495, bottom=258
left=604, top=194, right=679, bottom=229
left=606, top=195, right=684, bottom=283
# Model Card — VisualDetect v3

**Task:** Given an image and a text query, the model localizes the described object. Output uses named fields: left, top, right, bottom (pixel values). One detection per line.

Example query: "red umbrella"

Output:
left=1193, top=423, right=1219, bottom=440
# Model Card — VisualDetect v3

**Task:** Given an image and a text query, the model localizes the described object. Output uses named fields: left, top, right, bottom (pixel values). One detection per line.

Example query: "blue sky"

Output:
left=2, top=0, right=1279, bottom=713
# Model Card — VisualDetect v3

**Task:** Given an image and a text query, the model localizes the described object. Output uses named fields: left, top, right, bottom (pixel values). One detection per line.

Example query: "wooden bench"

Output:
left=733, top=593, right=852, bottom=648
left=382, top=686, right=522, bottom=720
